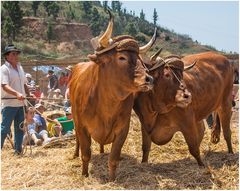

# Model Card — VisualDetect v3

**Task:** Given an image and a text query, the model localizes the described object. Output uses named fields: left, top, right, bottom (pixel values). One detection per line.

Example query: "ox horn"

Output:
left=139, top=27, right=157, bottom=54
left=150, top=48, right=163, bottom=62
left=184, top=60, right=197, bottom=71
left=98, top=9, right=114, bottom=48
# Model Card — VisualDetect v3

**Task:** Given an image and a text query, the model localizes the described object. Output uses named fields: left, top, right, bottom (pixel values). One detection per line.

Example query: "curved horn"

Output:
left=139, top=27, right=157, bottom=54
left=184, top=60, right=197, bottom=71
left=98, top=9, right=113, bottom=48
left=150, top=48, right=163, bottom=62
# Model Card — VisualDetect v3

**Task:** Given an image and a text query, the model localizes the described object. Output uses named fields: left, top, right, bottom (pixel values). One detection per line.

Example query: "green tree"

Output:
left=2, top=1, right=23, bottom=40
left=115, top=1, right=122, bottom=15
left=82, top=1, right=92, bottom=16
left=46, top=21, right=53, bottom=43
left=32, top=1, right=41, bottom=17
left=123, top=8, right=126, bottom=15
left=111, top=1, right=117, bottom=12
left=153, top=8, right=158, bottom=26
left=2, top=16, right=14, bottom=41
left=43, top=1, right=59, bottom=19
left=140, top=9, right=145, bottom=20
left=66, top=5, right=75, bottom=23
left=90, top=8, right=101, bottom=36
left=125, top=22, right=137, bottom=37
left=103, top=1, right=108, bottom=11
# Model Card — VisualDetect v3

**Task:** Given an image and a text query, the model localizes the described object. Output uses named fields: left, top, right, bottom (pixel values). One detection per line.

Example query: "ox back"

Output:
left=182, top=51, right=234, bottom=120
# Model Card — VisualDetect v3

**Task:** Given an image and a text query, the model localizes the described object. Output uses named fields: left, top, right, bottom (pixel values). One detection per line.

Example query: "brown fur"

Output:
left=134, top=52, right=234, bottom=166
left=69, top=47, right=153, bottom=181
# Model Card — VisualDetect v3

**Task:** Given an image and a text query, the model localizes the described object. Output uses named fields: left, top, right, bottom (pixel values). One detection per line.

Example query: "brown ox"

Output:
left=134, top=51, right=234, bottom=166
left=69, top=11, right=155, bottom=181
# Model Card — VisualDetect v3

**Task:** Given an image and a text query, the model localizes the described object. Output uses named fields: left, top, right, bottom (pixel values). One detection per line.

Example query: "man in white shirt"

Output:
left=1, top=44, right=31, bottom=154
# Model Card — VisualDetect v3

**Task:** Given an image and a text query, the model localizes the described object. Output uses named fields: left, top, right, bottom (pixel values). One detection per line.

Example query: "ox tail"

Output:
left=211, top=112, right=221, bottom=144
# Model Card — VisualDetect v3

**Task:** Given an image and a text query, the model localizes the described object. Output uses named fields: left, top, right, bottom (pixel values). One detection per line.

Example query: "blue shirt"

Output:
left=34, top=113, right=47, bottom=131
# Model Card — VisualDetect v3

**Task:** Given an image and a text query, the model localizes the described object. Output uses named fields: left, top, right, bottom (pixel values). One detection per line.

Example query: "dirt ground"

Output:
left=1, top=111, right=239, bottom=190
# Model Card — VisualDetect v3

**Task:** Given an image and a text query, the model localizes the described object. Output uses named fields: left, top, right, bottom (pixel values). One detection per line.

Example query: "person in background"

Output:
left=53, top=88, right=64, bottom=110
left=58, top=72, right=67, bottom=96
left=1, top=44, right=32, bottom=154
left=22, top=107, right=42, bottom=146
left=33, top=103, right=53, bottom=144
left=47, top=70, right=58, bottom=99
left=53, top=107, right=74, bottom=137
left=64, top=65, right=73, bottom=111
left=33, top=85, right=42, bottom=104
left=26, top=73, right=36, bottom=106
left=26, top=73, right=36, bottom=94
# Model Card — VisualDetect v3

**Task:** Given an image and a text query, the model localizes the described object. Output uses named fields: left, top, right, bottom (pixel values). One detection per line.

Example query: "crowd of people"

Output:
left=1, top=44, right=74, bottom=155
left=25, top=66, right=72, bottom=111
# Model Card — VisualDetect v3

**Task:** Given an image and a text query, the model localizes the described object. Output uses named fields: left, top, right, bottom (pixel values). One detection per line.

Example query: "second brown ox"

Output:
left=69, top=11, right=155, bottom=181
left=134, top=51, right=234, bottom=166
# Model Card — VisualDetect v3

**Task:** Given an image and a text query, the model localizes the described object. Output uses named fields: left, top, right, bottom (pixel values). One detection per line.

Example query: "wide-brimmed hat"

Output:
left=25, top=73, right=32, bottom=78
left=66, top=65, right=73, bottom=71
left=3, top=44, right=21, bottom=56
left=35, top=103, right=46, bottom=110
left=54, top=89, right=61, bottom=93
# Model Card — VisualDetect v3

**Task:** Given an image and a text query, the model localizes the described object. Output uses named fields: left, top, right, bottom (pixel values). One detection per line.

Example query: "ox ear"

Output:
left=184, top=60, right=197, bottom=71
left=139, top=27, right=157, bottom=54
left=150, top=48, right=163, bottom=62
left=98, top=9, right=113, bottom=48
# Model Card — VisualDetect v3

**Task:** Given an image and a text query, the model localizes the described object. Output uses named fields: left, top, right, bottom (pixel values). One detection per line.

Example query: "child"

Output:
left=34, top=104, right=55, bottom=144
left=54, top=107, right=74, bottom=137
left=22, top=107, right=43, bottom=146
left=23, top=107, right=53, bottom=146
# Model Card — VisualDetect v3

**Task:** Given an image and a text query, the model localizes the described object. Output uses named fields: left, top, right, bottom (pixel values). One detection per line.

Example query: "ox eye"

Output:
left=119, top=56, right=126, bottom=61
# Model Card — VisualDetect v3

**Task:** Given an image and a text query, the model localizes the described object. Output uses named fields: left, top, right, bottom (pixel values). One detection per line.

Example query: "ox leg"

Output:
left=78, top=128, right=91, bottom=177
left=73, top=135, right=80, bottom=158
left=218, top=105, right=233, bottom=153
left=211, top=112, right=221, bottom=144
left=141, top=125, right=152, bottom=163
left=108, top=128, right=129, bottom=181
left=197, top=120, right=205, bottom=145
left=100, top=144, right=104, bottom=154
left=182, top=123, right=204, bottom=167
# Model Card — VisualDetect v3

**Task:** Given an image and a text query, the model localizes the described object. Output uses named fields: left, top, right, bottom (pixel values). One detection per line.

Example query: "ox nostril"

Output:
left=145, top=75, right=154, bottom=84
left=184, top=94, right=189, bottom=99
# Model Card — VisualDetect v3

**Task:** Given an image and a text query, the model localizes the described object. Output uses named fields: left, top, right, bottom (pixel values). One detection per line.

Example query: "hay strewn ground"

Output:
left=1, top=111, right=239, bottom=190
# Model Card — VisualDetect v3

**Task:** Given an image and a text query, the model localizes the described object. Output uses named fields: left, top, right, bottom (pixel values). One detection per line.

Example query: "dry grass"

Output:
left=1, top=111, right=239, bottom=190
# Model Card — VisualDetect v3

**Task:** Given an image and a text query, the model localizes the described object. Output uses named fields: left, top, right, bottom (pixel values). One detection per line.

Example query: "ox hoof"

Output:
left=109, top=176, right=116, bottom=182
left=72, top=154, right=79, bottom=159
left=198, top=163, right=205, bottom=168
left=141, top=159, right=149, bottom=163
left=82, top=172, right=89, bottom=177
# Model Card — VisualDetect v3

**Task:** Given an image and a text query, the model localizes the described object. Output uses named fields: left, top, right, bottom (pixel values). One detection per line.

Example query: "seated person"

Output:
left=33, top=103, right=54, bottom=144
left=53, top=88, right=64, bottom=110
left=23, top=107, right=52, bottom=146
left=49, top=107, right=74, bottom=137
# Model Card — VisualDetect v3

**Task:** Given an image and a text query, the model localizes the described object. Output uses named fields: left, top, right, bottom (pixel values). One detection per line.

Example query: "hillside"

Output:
left=1, top=1, right=222, bottom=64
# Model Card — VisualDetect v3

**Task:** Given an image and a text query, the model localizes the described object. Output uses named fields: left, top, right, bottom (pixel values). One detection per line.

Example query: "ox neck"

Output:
left=150, top=86, right=177, bottom=114
left=98, top=66, right=132, bottom=102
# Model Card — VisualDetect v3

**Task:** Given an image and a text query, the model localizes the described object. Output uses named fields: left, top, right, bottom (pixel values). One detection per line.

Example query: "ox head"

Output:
left=148, top=50, right=196, bottom=108
left=88, top=10, right=155, bottom=95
